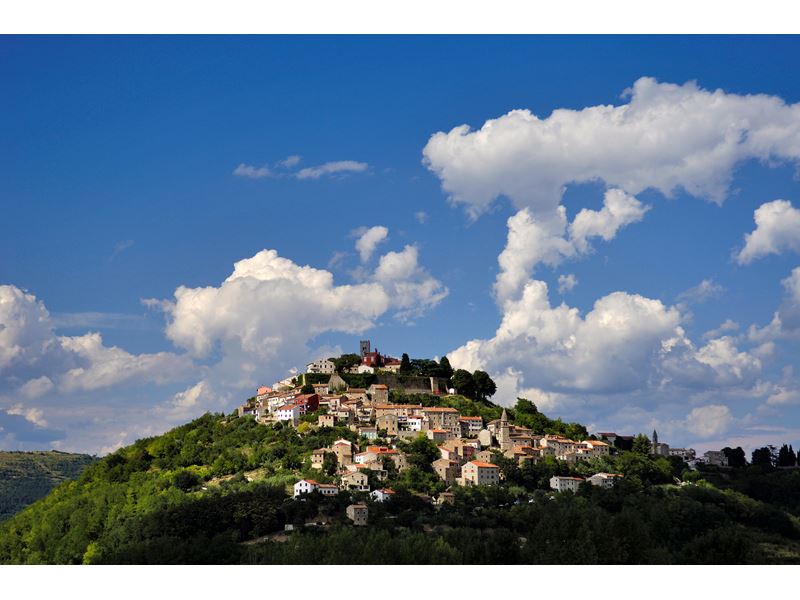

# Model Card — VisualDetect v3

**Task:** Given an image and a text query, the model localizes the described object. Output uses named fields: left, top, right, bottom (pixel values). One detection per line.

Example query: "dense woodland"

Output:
left=0, top=451, right=97, bottom=521
left=1, top=397, right=799, bottom=564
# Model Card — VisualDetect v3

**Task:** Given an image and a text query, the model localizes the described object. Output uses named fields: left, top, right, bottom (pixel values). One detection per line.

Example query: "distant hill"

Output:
left=0, top=451, right=98, bottom=521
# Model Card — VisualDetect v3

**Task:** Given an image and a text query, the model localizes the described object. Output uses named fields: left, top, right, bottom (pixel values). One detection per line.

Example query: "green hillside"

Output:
left=1, top=409, right=799, bottom=564
left=0, top=451, right=98, bottom=521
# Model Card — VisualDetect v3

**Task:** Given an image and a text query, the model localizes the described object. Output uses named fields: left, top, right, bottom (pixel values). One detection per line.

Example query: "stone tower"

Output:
left=499, top=408, right=512, bottom=451
left=359, top=340, right=371, bottom=357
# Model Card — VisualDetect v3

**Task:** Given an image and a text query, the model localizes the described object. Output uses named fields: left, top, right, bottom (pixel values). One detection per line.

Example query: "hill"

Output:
left=0, top=451, right=98, bottom=521
left=1, top=404, right=799, bottom=564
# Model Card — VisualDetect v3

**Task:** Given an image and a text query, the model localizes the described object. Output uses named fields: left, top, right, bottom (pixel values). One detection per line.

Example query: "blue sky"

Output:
left=2, top=35, right=800, bottom=454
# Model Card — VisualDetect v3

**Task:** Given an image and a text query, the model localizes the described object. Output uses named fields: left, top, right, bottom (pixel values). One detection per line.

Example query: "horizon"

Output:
left=3, top=35, right=800, bottom=455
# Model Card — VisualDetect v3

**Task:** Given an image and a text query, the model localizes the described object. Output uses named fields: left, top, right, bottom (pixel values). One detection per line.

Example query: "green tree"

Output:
left=332, top=354, right=361, bottom=372
left=722, top=446, right=747, bottom=468
left=777, top=444, right=797, bottom=467
left=632, top=434, right=651, bottom=456
left=472, top=370, right=497, bottom=402
left=400, top=353, right=412, bottom=375
left=450, top=369, right=476, bottom=398
left=439, top=356, right=454, bottom=380
left=752, top=446, right=775, bottom=467
left=300, top=383, right=315, bottom=394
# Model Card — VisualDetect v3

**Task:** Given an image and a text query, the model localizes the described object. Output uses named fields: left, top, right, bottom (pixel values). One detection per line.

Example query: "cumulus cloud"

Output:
left=233, top=163, right=271, bottom=179
left=557, top=274, right=578, bottom=295
left=295, top=160, right=368, bottom=180
left=354, top=225, right=389, bottom=262
left=685, top=404, right=735, bottom=438
left=159, top=244, right=446, bottom=368
left=736, top=200, right=800, bottom=264
left=423, top=77, right=800, bottom=219
left=415, top=211, right=428, bottom=224
left=451, top=280, right=685, bottom=394
left=569, top=189, right=650, bottom=253
left=494, top=207, right=575, bottom=305
left=749, top=267, right=800, bottom=342
left=0, top=284, right=195, bottom=438
left=494, top=189, right=647, bottom=305
left=703, top=319, right=740, bottom=340
left=372, top=245, right=449, bottom=320
left=451, top=278, right=764, bottom=404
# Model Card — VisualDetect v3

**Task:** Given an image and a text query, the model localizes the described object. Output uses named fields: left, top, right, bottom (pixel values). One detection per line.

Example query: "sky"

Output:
left=2, top=35, right=800, bottom=455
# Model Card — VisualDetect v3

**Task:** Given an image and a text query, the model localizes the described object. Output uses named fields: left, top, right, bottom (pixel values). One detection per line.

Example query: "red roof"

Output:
left=468, top=460, right=498, bottom=468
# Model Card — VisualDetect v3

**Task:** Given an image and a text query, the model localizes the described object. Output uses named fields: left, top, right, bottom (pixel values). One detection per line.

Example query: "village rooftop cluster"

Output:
left=236, top=341, right=729, bottom=526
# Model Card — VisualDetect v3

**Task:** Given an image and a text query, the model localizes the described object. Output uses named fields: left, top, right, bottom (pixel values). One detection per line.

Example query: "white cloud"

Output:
left=451, top=280, right=684, bottom=394
left=354, top=225, right=389, bottom=262
left=494, top=189, right=647, bottom=305
left=569, top=188, right=650, bottom=253
left=57, top=333, right=194, bottom=393
left=0, top=283, right=194, bottom=397
left=736, top=199, right=800, bottom=264
left=685, top=404, right=734, bottom=438
left=424, top=77, right=800, bottom=219
left=161, top=249, right=390, bottom=361
left=557, top=274, right=578, bottom=294
left=233, top=163, right=271, bottom=179
left=678, top=278, right=725, bottom=305
left=703, top=319, right=740, bottom=340
left=7, top=403, right=48, bottom=428
left=494, top=207, right=574, bottom=305
left=415, top=211, right=428, bottom=224
left=295, top=160, right=368, bottom=180
left=451, top=277, right=763, bottom=402
left=279, top=155, right=301, bottom=168
left=372, top=245, right=449, bottom=320
left=18, top=376, right=54, bottom=399
left=749, top=267, right=800, bottom=342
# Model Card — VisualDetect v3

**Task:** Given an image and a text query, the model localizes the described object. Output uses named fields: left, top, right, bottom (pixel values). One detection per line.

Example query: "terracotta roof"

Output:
left=460, top=416, right=482, bottom=420
left=468, top=460, right=498, bottom=468
left=371, top=384, right=389, bottom=389
left=298, top=479, right=319, bottom=485
left=423, top=407, right=459, bottom=413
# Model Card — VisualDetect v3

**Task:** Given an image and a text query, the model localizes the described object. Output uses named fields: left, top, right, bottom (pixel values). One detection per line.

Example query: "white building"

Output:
left=460, top=461, right=500, bottom=486
left=295, top=480, right=338, bottom=497
left=371, top=488, right=395, bottom=502
left=550, top=476, right=584, bottom=493
left=459, top=416, right=483, bottom=437
left=275, top=404, right=300, bottom=426
left=306, top=358, right=336, bottom=374
left=588, top=473, right=623, bottom=489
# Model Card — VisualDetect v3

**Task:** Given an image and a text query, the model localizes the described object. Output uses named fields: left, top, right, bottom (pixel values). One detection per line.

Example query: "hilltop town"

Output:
left=235, top=341, right=729, bottom=526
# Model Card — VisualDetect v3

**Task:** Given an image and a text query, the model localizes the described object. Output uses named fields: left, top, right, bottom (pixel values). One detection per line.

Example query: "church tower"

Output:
left=499, top=408, right=512, bottom=451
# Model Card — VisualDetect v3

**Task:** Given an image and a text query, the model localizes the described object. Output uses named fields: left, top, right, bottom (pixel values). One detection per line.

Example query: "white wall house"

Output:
left=550, top=476, right=584, bottom=493
left=588, top=473, right=623, bottom=489
left=294, top=479, right=318, bottom=497
left=306, top=359, right=336, bottom=374
left=371, top=489, right=395, bottom=502
left=460, top=461, right=500, bottom=486
left=275, top=404, right=300, bottom=426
